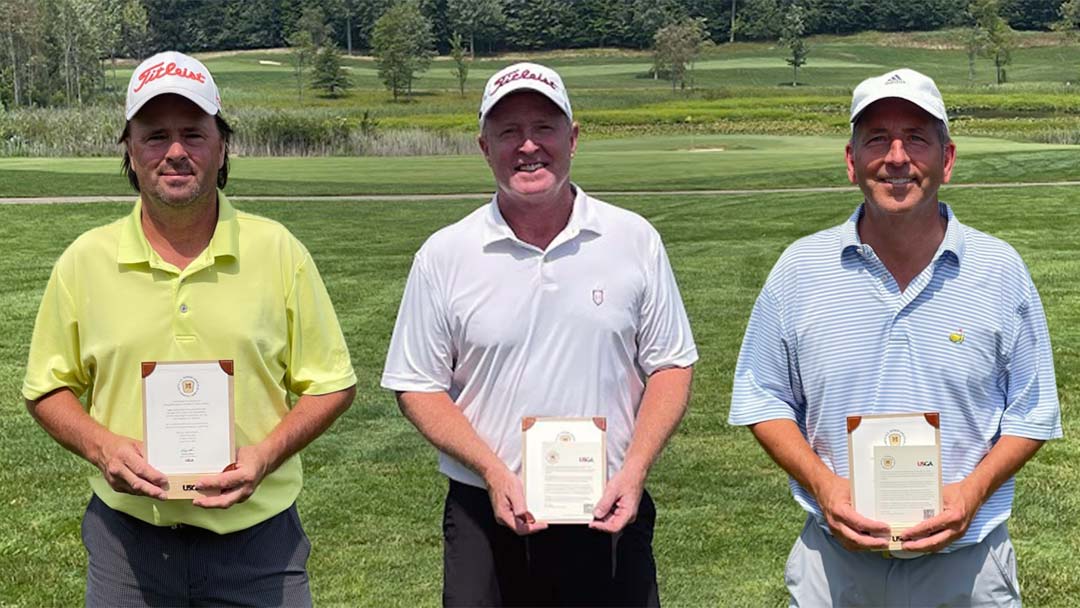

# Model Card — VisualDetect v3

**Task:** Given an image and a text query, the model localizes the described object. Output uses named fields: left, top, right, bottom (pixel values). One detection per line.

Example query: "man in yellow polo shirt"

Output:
left=22, top=51, right=356, bottom=607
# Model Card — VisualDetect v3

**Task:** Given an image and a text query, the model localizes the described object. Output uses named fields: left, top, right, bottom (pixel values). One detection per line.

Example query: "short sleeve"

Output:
left=1000, top=279, right=1062, bottom=440
left=636, top=237, right=698, bottom=376
left=283, top=252, right=356, bottom=396
left=381, top=253, right=455, bottom=393
left=728, top=287, right=802, bottom=426
left=22, top=258, right=91, bottom=402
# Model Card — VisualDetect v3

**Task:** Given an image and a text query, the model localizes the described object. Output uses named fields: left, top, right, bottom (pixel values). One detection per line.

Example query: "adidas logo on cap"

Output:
left=885, top=74, right=905, bottom=85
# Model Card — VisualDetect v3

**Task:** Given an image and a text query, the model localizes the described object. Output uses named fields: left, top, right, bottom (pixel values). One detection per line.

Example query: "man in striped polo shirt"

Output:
left=729, top=68, right=1061, bottom=606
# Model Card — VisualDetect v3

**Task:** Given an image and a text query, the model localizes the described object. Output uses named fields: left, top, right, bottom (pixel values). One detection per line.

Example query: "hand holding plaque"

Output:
left=847, top=412, right=943, bottom=552
left=142, top=360, right=236, bottom=499
left=522, top=417, right=607, bottom=524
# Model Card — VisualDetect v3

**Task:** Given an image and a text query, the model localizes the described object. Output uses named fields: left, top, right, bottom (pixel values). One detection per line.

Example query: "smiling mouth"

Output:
left=516, top=162, right=546, bottom=172
left=881, top=177, right=915, bottom=185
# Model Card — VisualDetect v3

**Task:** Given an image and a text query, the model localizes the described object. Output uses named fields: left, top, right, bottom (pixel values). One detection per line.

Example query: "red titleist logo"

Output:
left=492, top=68, right=557, bottom=93
left=133, top=61, right=206, bottom=93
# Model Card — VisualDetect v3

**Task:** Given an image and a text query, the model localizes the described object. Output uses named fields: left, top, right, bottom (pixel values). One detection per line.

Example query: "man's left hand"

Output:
left=192, top=445, right=271, bottom=509
left=899, top=480, right=981, bottom=553
left=589, top=468, right=645, bottom=534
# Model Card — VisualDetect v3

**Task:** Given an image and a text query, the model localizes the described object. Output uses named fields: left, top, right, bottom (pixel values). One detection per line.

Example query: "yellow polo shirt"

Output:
left=22, top=192, right=356, bottom=533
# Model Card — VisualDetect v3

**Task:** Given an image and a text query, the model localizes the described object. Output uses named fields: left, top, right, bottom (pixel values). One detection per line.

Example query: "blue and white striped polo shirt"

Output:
left=729, top=203, right=1061, bottom=550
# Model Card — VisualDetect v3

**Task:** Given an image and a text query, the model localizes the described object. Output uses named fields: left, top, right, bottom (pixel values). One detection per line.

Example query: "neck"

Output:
left=497, top=184, right=575, bottom=250
left=140, top=192, right=219, bottom=270
left=858, top=200, right=946, bottom=292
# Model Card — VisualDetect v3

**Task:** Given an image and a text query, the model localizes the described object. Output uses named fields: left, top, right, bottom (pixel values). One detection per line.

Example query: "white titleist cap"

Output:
left=850, top=68, right=948, bottom=133
left=126, top=51, right=221, bottom=120
left=479, top=62, right=572, bottom=126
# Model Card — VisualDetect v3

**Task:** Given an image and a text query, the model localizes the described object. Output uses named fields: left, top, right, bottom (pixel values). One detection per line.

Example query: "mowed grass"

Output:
left=1, top=133, right=1079, bottom=197
left=1, top=185, right=1078, bottom=606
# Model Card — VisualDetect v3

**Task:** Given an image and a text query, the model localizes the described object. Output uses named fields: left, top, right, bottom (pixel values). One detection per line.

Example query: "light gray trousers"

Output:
left=786, top=516, right=1020, bottom=607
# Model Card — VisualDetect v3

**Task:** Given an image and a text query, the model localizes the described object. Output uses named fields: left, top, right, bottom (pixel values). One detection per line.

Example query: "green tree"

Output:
left=311, top=41, right=351, bottom=97
left=1000, top=0, right=1059, bottom=29
left=446, top=0, right=503, bottom=57
left=371, top=1, right=435, bottom=101
left=653, top=17, right=709, bottom=91
left=1055, top=0, right=1080, bottom=33
left=963, top=23, right=988, bottom=81
left=780, top=4, right=809, bottom=86
left=503, top=0, right=574, bottom=49
left=449, top=31, right=468, bottom=97
left=287, top=29, right=315, bottom=103
left=631, top=0, right=687, bottom=48
left=734, top=0, right=782, bottom=40
left=971, top=0, right=1014, bottom=83
left=297, top=4, right=330, bottom=47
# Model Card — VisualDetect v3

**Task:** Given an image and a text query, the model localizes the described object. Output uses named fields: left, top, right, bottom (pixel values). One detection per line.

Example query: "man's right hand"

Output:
left=93, top=434, right=169, bottom=501
left=812, top=471, right=890, bottom=551
left=484, top=466, right=548, bottom=536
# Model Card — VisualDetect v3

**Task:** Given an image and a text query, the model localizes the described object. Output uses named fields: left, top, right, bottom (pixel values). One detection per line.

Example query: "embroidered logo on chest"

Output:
left=949, top=329, right=965, bottom=344
left=592, top=289, right=604, bottom=306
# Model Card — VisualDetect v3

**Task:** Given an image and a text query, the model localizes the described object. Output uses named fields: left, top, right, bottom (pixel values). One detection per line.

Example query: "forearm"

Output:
left=963, top=435, right=1044, bottom=506
left=749, top=418, right=837, bottom=498
left=621, top=366, right=693, bottom=479
left=26, top=388, right=113, bottom=468
left=396, top=390, right=507, bottom=482
left=257, top=385, right=356, bottom=474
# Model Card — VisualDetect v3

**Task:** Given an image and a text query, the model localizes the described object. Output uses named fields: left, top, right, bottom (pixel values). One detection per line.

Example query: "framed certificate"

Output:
left=847, top=412, right=943, bottom=550
left=142, top=360, right=236, bottom=499
left=522, top=416, right=607, bottom=524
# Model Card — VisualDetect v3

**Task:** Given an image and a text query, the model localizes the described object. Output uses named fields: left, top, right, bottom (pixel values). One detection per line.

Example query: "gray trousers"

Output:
left=82, top=495, right=312, bottom=607
left=786, top=516, right=1020, bottom=607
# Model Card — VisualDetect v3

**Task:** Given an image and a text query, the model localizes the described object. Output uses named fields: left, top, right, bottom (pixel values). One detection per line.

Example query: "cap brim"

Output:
left=479, top=81, right=570, bottom=126
left=126, top=86, right=219, bottom=120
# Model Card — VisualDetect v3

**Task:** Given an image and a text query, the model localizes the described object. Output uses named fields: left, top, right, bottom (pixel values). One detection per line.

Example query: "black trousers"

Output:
left=442, top=479, right=660, bottom=608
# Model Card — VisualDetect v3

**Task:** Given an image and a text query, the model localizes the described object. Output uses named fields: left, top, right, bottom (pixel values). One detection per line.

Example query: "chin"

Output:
left=507, top=179, right=558, bottom=199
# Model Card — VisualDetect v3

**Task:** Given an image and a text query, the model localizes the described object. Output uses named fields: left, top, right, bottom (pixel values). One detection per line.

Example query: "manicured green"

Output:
left=0, top=133, right=1078, bottom=198
left=2, top=185, right=1078, bottom=606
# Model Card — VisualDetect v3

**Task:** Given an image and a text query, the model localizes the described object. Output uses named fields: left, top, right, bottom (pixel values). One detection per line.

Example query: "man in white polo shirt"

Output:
left=382, top=62, right=697, bottom=606
left=729, top=68, right=1061, bottom=606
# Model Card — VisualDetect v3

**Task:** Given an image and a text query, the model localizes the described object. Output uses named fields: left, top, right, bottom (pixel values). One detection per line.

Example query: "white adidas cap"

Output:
left=479, top=62, right=572, bottom=127
left=850, top=68, right=948, bottom=133
left=126, top=51, right=221, bottom=120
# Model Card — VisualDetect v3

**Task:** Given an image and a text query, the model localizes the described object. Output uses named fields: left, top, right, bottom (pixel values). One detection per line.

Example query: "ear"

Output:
left=477, top=132, right=490, bottom=160
left=569, top=121, right=579, bottom=158
left=941, top=141, right=957, bottom=184
left=845, top=141, right=857, bottom=184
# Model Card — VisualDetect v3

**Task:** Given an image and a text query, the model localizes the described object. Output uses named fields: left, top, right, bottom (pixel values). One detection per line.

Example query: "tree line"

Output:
left=0, top=0, right=1076, bottom=109
left=69, top=0, right=1080, bottom=56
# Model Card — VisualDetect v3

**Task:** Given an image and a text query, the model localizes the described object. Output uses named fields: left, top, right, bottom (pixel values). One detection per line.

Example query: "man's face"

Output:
left=846, top=98, right=956, bottom=216
left=127, top=94, right=224, bottom=209
left=478, top=92, right=578, bottom=203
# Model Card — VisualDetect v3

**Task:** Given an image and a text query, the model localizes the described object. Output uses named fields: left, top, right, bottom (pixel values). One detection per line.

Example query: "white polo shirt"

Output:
left=382, top=186, right=698, bottom=488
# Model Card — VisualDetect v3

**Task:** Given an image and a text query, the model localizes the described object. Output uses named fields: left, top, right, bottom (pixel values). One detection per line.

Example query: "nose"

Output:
left=884, top=138, right=910, bottom=165
left=518, top=138, right=540, bottom=154
left=165, top=139, right=188, bottom=161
